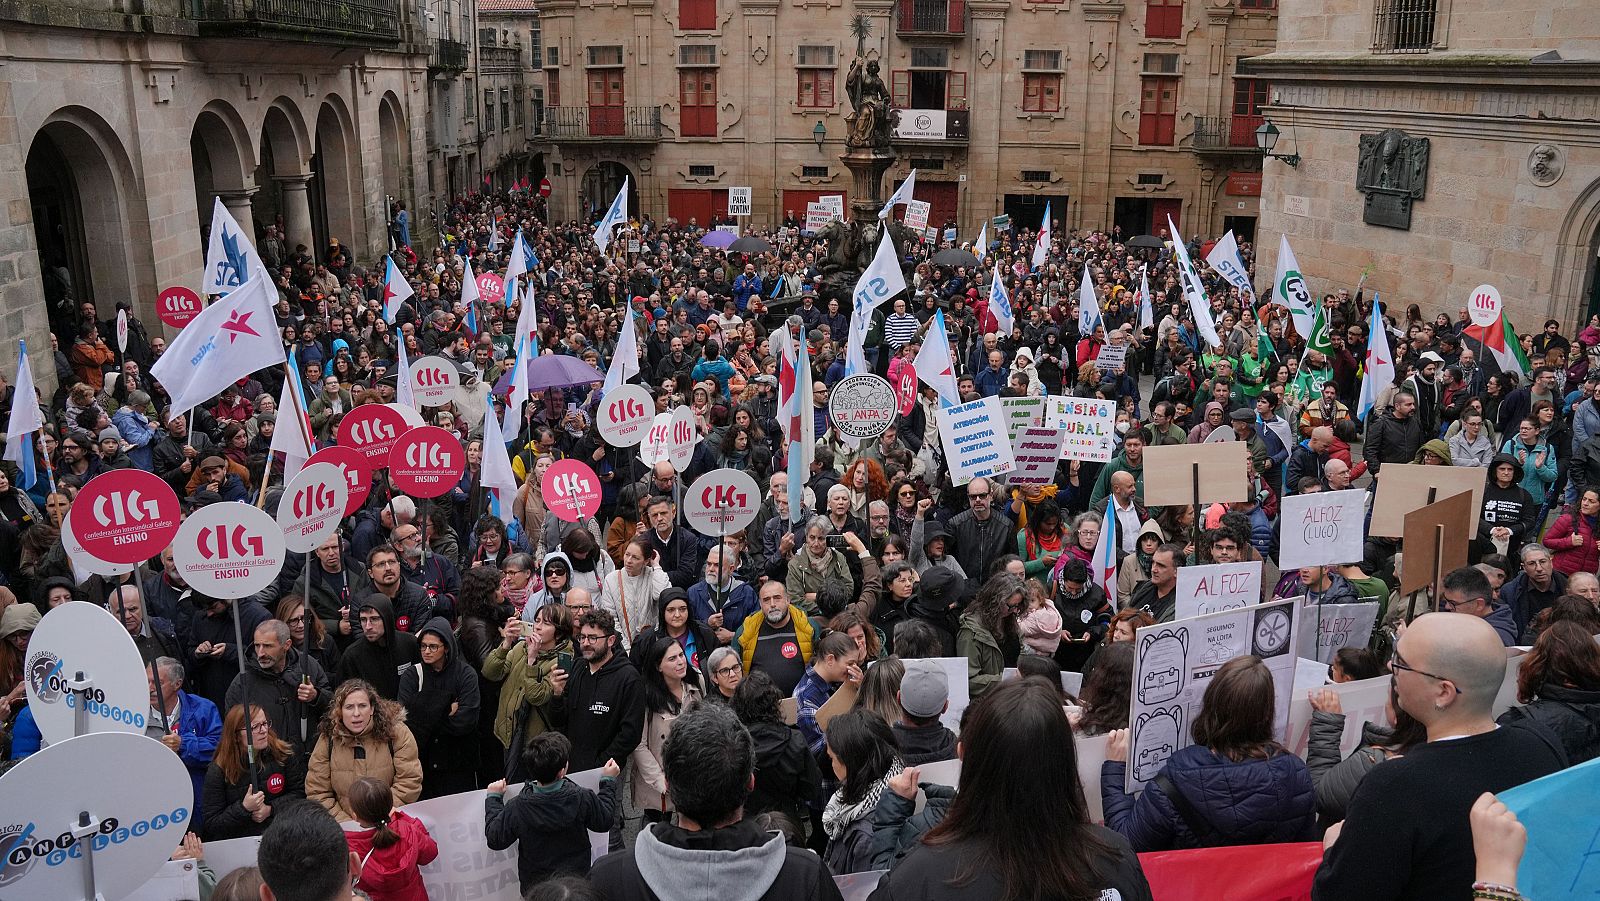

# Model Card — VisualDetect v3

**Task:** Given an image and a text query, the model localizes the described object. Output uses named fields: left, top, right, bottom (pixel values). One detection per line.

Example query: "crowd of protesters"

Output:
left=0, top=185, right=1596, bottom=901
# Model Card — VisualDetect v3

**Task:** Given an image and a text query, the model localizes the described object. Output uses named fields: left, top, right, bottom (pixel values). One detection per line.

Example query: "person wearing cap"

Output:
left=892, top=658, right=957, bottom=766
left=1403, top=350, right=1446, bottom=435
left=189, top=455, right=247, bottom=504
left=94, top=425, right=132, bottom=470
left=1228, top=409, right=1271, bottom=477
left=113, top=389, right=158, bottom=471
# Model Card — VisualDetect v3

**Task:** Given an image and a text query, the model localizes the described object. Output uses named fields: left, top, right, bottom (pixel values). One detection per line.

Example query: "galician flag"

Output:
left=974, top=221, right=989, bottom=262
left=4, top=340, right=43, bottom=491
left=1204, top=230, right=1257, bottom=306
left=1138, top=265, right=1154, bottom=331
left=844, top=227, right=907, bottom=376
left=913, top=309, right=961, bottom=407
left=1272, top=235, right=1316, bottom=339
left=988, top=264, right=1015, bottom=338
left=383, top=255, right=414, bottom=323
left=1356, top=295, right=1395, bottom=422
left=503, top=227, right=529, bottom=291
left=1092, top=495, right=1118, bottom=601
left=152, top=273, right=285, bottom=414
left=202, top=197, right=273, bottom=296
left=1167, top=216, right=1222, bottom=349
left=602, top=299, right=640, bottom=395
left=480, top=400, right=520, bottom=526
left=878, top=169, right=918, bottom=220
left=396, top=335, right=416, bottom=408
left=771, top=321, right=815, bottom=523
left=269, top=348, right=316, bottom=483
left=1078, top=262, right=1102, bottom=335
left=594, top=177, right=629, bottom=254
left=1461, top=308, right=1532, bottom=379
left=1032, top=202, right=1052, bottom=269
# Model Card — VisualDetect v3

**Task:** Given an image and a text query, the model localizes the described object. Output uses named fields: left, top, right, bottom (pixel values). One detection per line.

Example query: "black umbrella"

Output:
left=1127, top=235, right=1165, bottom=250
left=728, top=236, right=774, bottom=254
left=932, top=248, right=981, bottom=268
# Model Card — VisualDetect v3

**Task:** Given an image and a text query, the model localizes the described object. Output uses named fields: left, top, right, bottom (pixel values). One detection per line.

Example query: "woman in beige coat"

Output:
left=306, top=679, right=422, bottom=822
left=631, top=635, right=702, bottom=819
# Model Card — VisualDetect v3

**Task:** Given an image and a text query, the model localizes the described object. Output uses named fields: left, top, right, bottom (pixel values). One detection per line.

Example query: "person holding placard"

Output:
left=202, top=703, right=306, bottom=840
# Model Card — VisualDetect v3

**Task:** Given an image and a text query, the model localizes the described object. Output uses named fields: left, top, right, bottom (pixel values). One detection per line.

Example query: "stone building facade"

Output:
left=533, top=0, right=1277, bottom=239
left=0, top=0, right=436, bottom=390
left=1246, top=0, right=1600, bottom=325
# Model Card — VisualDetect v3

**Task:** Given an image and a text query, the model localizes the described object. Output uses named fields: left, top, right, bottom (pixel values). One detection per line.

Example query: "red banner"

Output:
left=1137, top=842, right=1322, bottom=901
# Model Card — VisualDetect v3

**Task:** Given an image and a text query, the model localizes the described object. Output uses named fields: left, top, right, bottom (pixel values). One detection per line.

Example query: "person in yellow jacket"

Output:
left=735, top=580, right=819, bottom=696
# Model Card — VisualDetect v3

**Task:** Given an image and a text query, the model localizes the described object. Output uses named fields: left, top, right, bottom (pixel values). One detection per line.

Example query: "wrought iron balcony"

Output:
left=479, top=45, right=521, bottom=71
left=186, top=0, right=400, bottom=44
left=896, top=0, right=965, bottom=36
left=541, top=106, right=662, bottom=141
left=1192, top=115, right=1265, bottom=152
left=432, top=38, right=469, bottom=72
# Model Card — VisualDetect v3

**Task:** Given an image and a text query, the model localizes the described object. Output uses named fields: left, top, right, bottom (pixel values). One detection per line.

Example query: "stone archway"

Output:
left=191, top=101, right=258, bottom=253
left=311, top=97, right=360, bottom=263
left=378, top=92, right=408, bottom=205
left=582, top=160, right=637, bottom=221
left=25, top=108, right=138, bottom=341
left=257, top=98, right=314, bottom=258
left=1551, top=176, right=1600, bottom=326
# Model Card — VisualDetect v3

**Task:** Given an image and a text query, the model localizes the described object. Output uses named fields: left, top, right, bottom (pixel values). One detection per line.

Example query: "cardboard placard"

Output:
left=1369, top=463, right=1484, bottom=538
left=1058, top=396, right=1117, bottom=463
left=936, top=397, right=1017, bottom=485
left=1298, top=601, right=1380, bottom=664
left=1278, top=488, right=1368, bottom=570
left=1174, top=561, right=1264, bottom=619
left=1141, top=442, right=1250, bottom=508
left=1399, top=490, right=1474, bottom=596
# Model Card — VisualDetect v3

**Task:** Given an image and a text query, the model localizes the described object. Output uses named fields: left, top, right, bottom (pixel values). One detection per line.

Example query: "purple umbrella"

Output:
left=492, top=354, right=606, bottom=392
left=699, top=230, right=736, bottom=249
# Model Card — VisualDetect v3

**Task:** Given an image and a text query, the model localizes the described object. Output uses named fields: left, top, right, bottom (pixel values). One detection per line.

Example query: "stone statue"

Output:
left=1356, top=128, right=1430, bottom=229
left=844, top=15, right=896, bottom=150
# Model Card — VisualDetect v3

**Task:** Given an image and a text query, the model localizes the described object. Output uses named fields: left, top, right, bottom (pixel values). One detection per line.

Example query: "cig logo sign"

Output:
left=553, top=471, right=590, bottom=498
left=701, top=484, right=747, bottom=509
left=405, top=442, right=452, bottom=469
left=415, top=367, right=450, bottom=387
left=609, top=397, right=645, bottom=421
left=93, top=491, right=159, bottom=528
left=198, top=524, right=264, bottom=560
left=350, top=419, right=396, bottom=444
left=292, top=483, right=338, bottom=518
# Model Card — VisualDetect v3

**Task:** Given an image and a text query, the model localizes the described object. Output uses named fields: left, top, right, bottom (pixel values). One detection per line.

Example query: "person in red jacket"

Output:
left=344, top=776, right=438, bottom=901
left=1542, top=487, right=1600, bottom=577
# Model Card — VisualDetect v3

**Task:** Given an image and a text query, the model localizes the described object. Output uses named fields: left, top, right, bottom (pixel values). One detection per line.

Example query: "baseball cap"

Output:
left=899, top=659, right=950, bottom=719
left=754, top=375, right=778, bottom=386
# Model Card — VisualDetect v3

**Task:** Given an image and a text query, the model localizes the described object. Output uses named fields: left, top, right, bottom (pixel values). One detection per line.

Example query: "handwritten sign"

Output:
left=1056, top=396, right=1116, bottom=462
left=1174, top=561, right=1263, bottom=619
left=1005, top=396, right=1068, bottom=486
left=1278, top=489, right=1367, bottom=570
left=904, top=199, right=931, bottom=232
left=936, top=397, right=1016, bottom=486
left=1096, top=344, right=1128, bottom=374
left=1299, top=601, right=1379, bottom=665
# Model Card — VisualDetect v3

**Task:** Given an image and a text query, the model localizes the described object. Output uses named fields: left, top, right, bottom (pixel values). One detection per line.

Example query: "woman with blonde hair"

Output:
left=306, top=679, right=422, bottom=822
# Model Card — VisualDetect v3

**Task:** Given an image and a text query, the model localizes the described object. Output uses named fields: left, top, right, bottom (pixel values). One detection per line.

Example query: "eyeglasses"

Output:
left=967, top=492, right=989, bottom=500
left=577, top=633, right=608, bottom=644
left=420, top=641, right=446, bottom=651
left=713, top=665, right=742, bottom=677
left=246, top=722, right=271, bottom=734
left=286, top=615, right=305, bottom=625
left=1390, top=650, right=1460, bottom=693
left=899, top=490, right=915, bottom=497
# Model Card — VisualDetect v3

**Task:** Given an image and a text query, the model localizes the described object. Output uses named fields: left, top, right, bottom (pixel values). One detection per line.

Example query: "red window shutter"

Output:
left=947, top=0, right=964, bottom=32
left=1145, top=0, right=1183, bottom=39
left=680, top=0, right=715, bottom=30
left=818, top=69, right=834, bottom=107
left=891, top=70, right=910, bottom=108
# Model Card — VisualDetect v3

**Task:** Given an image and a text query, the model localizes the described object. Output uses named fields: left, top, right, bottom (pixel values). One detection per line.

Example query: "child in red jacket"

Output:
left=345, top=777, right=438, bottom=901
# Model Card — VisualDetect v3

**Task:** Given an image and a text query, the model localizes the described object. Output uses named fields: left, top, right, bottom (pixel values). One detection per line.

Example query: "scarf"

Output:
left=822, top=758, right=903, bottom=839
left=1010, top=484, right=1058, bottom=530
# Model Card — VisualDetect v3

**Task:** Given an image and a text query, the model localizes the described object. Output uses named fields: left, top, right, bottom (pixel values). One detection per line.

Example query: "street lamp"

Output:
left=813, top=120, right=827, bottom=153
left=1255, top=119, right=1300, bottom=168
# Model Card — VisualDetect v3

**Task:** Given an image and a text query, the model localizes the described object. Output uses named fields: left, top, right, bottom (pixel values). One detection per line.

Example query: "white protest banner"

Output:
left=1278, top=488, right=1367, bottom=570
left=932, top=656, right=970, bottom=733
left=924, top=226, right=939, bottom=243
left=1096, top=344, right=1127, bottom=374
left=1298, top=601, right=1380, bottom=665
left=1127, top=598, right=1301, bottom=792
left=404, top=789, right=524, bottom=899
left=716, top=223, right=740, bottom=237
left=1284, top=671, right=1393, bottom=759
left=1174, top=561, right=1263, bottom=619
left=1057, top=396, right=1117, bottom=462
left=24, top=601, right=152, bottom=743
left=936, top=396, right=1016, bottom=485
left=125, top=858, right=203, bottom=901
left=728, top=187, right=752, bottom=217
left=819, top=194, right=846, bottom=221
left=1006, top=396, right=1069, bottom=486
left=567, top=766, right=619, bottom=863
left=805, top=202, right=832, bottom=232
left=904, top=199, right=931, bottom=232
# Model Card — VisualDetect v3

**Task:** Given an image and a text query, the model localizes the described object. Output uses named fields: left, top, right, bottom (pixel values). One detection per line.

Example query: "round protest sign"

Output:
left=277, top=462, right=350, bottom=553
left=1467, top=284, right=1502, bottom=328
left=598, top=384, right=655, bottom=447
left=388, top=426, right=465, bottom=498
left=172, top=502, right=287, bottom=599
left=73, top=470, right=181, bottom=566
left=668, top=405, right=697, bottom=472
left=23, top=601, right=150, bottom=745
left=336, top=403, right=412, bottom=469
left=61, top=506, right=134, bottom=580
left=685, top=468, right=761, bottom=536
left=392, top=402, right=427, bottom=428
left=639, top=411, right=674, bottom=467
left=115, top=309, right=129, bottom=353
left=828, top=374, right=897, bottom=440
left=306, top=445, right=371, bottom=516
left=541, top=459, right=603, bottom=523
left=408, top=355, right=460, bottom=407
left=894, top=363, right=919, bottom=416
left=476, top=272, right=505, bottom=306
left=0, top=731, right=196, bottom=899
left=155, top=285, right=202, bottom=328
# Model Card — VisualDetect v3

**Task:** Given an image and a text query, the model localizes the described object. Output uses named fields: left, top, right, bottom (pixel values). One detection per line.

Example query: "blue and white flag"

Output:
left=1031, top=202, right=1051, bottom=269
left=989, top=263, right=1014, bottom=337
left=974, top=221, right=989, bottom=262
left=481, top=400, right=520, bottom=526
left=844, top=227, right=907, bottom=376
left=503, top=227, right=528, bottom=291
left=152, top=273, right=285, bottom=414
left=1204, top=230, right=1257, bottom=307
left=913, top=310, right=960, bottom=408
left=1356, top=295, right=1395, bottom=422
left=594, top=177, right=630, bottom=254
left=772, top=324, right=815, bottom=523
left=4, top=340, right=42, bottom=491
left=1078, top=262, right=1102, bottom=336
left=202, top=197, right=273, bottom=296
left=1093, top=495, right=1118, bottom=600
left=878, top=169, right=918, bottom=220
left=1167, top=215, right=1222, bottom=349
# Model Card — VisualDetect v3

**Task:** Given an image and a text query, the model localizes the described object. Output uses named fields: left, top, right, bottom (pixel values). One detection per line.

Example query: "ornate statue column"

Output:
left=840, top=14, right=898, bottom=222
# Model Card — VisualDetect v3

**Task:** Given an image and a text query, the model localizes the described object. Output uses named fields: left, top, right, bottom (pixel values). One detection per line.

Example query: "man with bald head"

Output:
left=1285, top=426, right=1333, bottom=495
left=1322, top=457, right=1352, bottom=491
left=1314, top=613, right=1566, bottom=901
left=1106, top=470, right=1146, bottom=554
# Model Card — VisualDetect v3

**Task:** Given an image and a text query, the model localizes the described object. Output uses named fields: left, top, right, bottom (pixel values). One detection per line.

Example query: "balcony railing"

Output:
left=480, top=45, right=521, bottom=71
left=542, top=106, right=662, bottom=141
left=186, top=0, right=400, bottom=43
left=1372, top=0, right=1437, bottom=53
left=896, top=0, right=965, bottom=35
left=432, top=38, right=468, bottom=72
left=1193, top=115, right=1264, bottom=152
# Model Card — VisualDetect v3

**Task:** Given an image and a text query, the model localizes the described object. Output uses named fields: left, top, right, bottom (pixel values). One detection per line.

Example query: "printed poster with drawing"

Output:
left=1125, top=597, right=1302, bottom=794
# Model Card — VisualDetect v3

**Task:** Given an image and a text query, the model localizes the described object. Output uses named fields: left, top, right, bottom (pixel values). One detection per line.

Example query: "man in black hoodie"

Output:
left=550, top=608, right=645, bottom=774
left=334, top=593, right=420, bottom=700
left=226, top=619, right=332, bottom=757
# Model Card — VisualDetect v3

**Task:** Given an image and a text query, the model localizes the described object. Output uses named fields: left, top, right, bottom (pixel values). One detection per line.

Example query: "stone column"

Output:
left=218, top=189, right=259, bottom=239
left=275, top=174, right=315, bottom=254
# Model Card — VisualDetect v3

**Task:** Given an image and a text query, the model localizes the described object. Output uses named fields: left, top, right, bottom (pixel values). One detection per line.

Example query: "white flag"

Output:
left=268, top=366, right=314, bottom=484
left=844, top=227, right=907, bottom=376
left=396, top=334, right=416, bottom=408
left=1078, top=262, right=1102, bottom=336
left=503, top=227, right=528, bottom=290
left=974, top=221, right=989, bottom=262
left=988, top=263, right=1014, bottom=338
left=1032, top=202, right=1052, bottom=269
left=1272, top=234, right=1315, bottom=339
left=1139, top=265, right=1154, bottom=331
left=202, top=197, right=273, bottom=296
left=1204, top=230, right=1257, bottom=306
left=487, top=216, right=501, bottom=251
left=4, top=340, right=43, bottom=490
left=481, top=400, right=520, bottom=526
left=878, top=169, right=918, bottom=220
left=1166, top=216, right=1222, bottom=350
left=594, top=177, right=630, bottom=253
left=460, top=255, right=481, bottom=306
left=602, top=301, right=640, bottom=395
left=152, top=274, right=286, bottom=414
left=914, top=310, right=961, bottom=407
left=382, top=255, right=414, bottom=324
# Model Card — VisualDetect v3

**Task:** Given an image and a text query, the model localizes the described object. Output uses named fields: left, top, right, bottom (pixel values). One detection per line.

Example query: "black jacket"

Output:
left=1362, top=410, right=1424, bottom=474
left=867, top=829, right=1153, bottom=901
left=1498, top=683, right=1600, bottom=765
left=335, top=593, right=421, bottom=700
left=549, top=648, right=645, bottom=772
left=591, top=820, right=845, bottom=901
left=945, top=509, right=1015, bottom=584
left=485, top=776, right=618, bottom=892
left=200, top=752, right=306, bottom=841
left=891, top=721, right=957, bottom=766
left=645, top=525, right=703, bottom=590
left=224, top=645, right=332, bottom=758
left=746, top=719, right=823, bottom=826
left=397, top=618, right=482, bottom=785
left=185, top=597, right=271, bottom=710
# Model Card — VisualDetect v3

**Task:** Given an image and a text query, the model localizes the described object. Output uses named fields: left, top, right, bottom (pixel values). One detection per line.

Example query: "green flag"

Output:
left=1304, top=303, right=1332, bottom=361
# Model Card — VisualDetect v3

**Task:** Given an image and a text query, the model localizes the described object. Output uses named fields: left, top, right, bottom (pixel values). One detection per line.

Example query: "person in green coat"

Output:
left=481, top=603, right=573, bottom=778
left=957, top=573, right=1025, bottom=699
left=1016, top=501, right=1068, bottom=586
